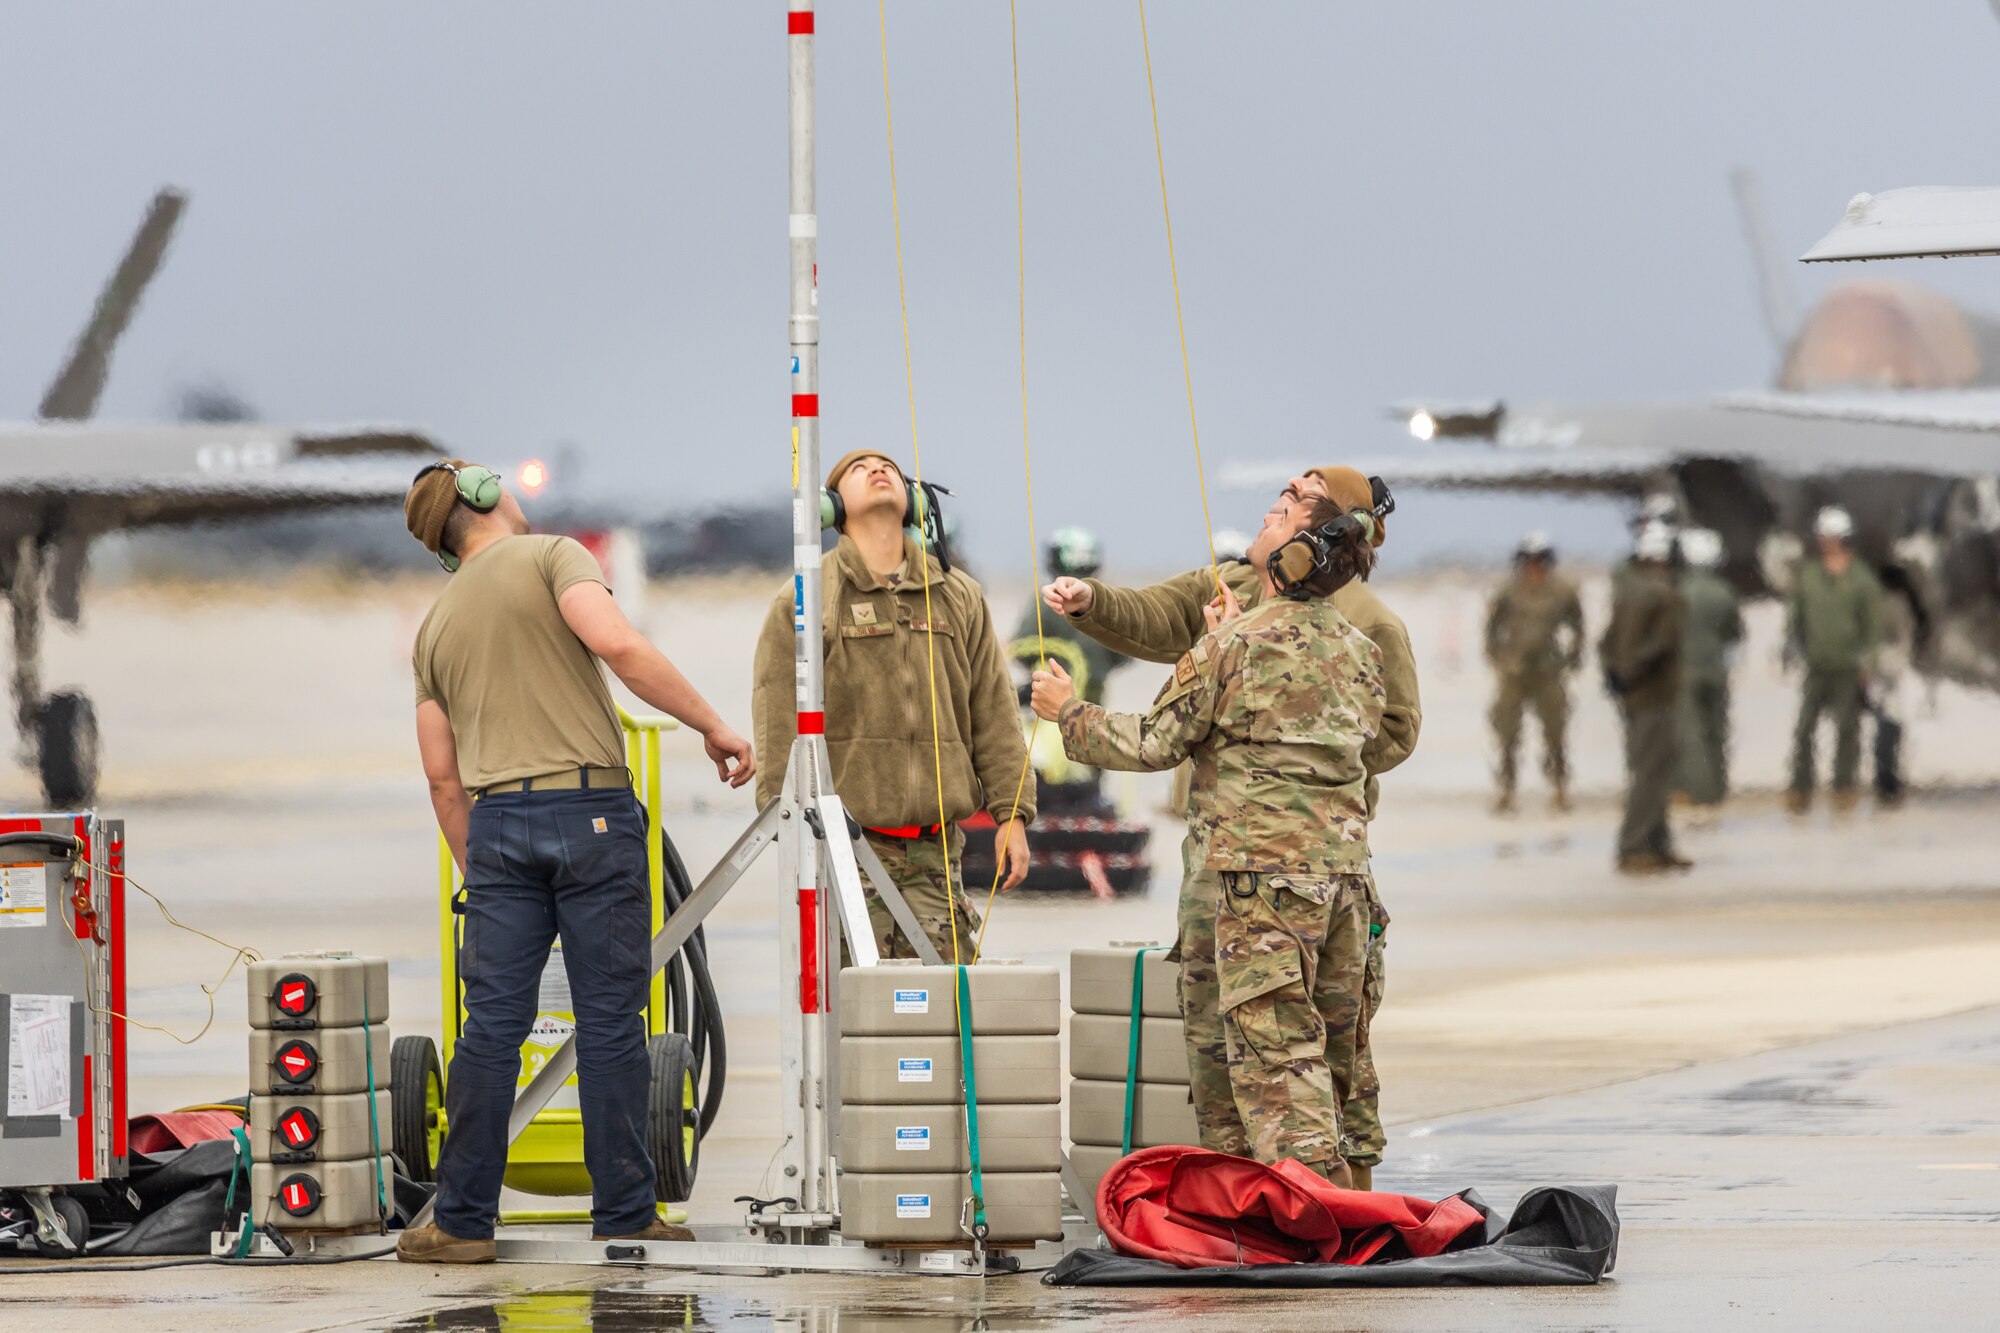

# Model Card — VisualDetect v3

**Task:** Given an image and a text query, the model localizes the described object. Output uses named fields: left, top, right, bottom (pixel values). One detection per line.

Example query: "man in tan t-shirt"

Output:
left=396, top=459, right=753, bottom=1265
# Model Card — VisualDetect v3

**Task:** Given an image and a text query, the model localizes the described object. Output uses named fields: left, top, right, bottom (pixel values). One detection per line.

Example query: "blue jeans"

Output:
left=434, top=787, right=657, bottom=1239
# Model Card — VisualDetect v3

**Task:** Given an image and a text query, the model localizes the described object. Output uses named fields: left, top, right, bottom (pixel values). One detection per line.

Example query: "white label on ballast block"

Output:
left=892, top=988, right=929, bottom=1014
left=0, top=863, right=47, bottom=929
left=896, top=1193, right=932, bottom=1219
left=897, top=1057, right=933, bottom=1083
left=894, top=1125, right=931, bottom=1151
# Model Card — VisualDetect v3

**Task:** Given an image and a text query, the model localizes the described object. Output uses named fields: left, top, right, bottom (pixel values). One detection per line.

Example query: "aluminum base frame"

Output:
left=488, top=1218, right=1101, bottom=1276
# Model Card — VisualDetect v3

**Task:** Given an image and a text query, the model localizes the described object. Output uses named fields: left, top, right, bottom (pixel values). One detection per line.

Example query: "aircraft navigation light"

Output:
left=517, top=458, right=549, bottom=496
left=1408, top=411, right=1437, bottom=442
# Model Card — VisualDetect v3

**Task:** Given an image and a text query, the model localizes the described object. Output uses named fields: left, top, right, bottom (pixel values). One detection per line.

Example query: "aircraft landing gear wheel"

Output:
left=26, top=1192, right=89, bottom=1257
left=391, top=1035, right=444, bottom=1184
left=648, top=1033, right=700, bottom=1203
left=36, top=690, right=98, bottom=810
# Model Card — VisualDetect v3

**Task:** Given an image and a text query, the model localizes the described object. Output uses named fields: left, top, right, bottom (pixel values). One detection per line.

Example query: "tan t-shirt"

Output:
left=412, top=534, right=625, bottom=791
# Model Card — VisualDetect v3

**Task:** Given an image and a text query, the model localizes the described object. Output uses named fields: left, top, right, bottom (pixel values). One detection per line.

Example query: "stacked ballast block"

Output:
left=1068, top=944, right=1200, bottom=1203
left=838, top=961, right=1063, bottom=1245
left=245, top=952, right=394, bottom=1231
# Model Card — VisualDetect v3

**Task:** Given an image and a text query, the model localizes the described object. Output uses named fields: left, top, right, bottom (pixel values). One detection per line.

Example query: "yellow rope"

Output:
left=974, top=0, right=1042, bottom=963
left=878, top=0, right=960, bottom=966
left=1138, top=0, right=1222, bottom=598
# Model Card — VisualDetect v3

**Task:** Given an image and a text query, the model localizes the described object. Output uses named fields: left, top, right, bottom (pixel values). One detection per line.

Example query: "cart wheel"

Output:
left=27, top=1194, right=89, bottom=1257
left=648, top=1033, right=700, bottom=1202
left=391, top=1035, right=444, bottom=1184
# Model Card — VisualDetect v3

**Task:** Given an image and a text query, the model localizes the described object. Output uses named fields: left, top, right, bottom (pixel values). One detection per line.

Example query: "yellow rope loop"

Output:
left=973, top=0, right=1041, bottom=964
left=1138, top=0, right=1223, bottom=600
left=878, top=0, right=960, bottom=967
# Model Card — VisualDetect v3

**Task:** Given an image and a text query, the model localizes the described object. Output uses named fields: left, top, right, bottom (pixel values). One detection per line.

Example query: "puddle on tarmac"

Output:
left=378, top=1284, right=1141, bottom=1332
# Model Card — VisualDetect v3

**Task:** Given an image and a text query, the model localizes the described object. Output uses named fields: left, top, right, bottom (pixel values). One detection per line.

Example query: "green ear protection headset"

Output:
left=819, top=474, right=956, bottom=575
left=1268, top=475, right=1396, bottom=601
left=414, top=461, right=503, bottom=573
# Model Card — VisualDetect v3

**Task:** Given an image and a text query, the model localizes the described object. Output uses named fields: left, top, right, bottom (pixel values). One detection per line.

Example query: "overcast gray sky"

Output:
left=7, top=2, right=2000, bottom=573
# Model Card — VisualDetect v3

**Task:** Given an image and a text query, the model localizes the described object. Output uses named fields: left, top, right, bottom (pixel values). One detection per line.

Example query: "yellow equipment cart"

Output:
left=392, top=708, right=705, bottom=1219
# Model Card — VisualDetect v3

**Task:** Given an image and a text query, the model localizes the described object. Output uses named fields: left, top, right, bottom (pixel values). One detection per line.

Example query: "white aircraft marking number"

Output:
left=195, top=440, right=280, bottom=472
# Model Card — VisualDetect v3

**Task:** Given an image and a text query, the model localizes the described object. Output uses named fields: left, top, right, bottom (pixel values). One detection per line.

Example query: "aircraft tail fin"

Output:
left=1731, top=168, right=1798, bottom=355
left=37, top=187, right=188, bottom=422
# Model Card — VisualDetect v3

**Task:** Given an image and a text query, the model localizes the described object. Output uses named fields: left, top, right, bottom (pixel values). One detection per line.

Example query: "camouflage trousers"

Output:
left=1346, top=879, right=1390, bottom=1167
left=1178, top=861, right=1373, bottom=1175
left=860, top=828, right=979, bottom=964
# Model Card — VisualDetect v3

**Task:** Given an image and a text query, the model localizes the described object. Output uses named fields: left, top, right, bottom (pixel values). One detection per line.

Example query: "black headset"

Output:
left=1267, top=476, right=1396, bottom=601
left=819, top=475, right=955, bottom=575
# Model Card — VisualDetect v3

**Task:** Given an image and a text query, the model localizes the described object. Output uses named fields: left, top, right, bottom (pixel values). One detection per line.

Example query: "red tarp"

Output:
left=1097, top=1146, right=1487, bottom=1268
left=127, top=1110, right=243, bottom=1157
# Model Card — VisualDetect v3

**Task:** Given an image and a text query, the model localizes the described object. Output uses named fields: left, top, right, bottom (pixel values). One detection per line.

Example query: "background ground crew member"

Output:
left=398, top=460, right=755, bottom=1264
left=1041, top=465, right=1414, bottom=1188
left=1014, top=526, right=1128, bottom=705
left=1675, top=528, right=1743, bottom=809
left=1484, top=531, right=1583, bottom=813
left=1786, top=506, right=1885, bottom=814
left=1600, top=522, right=1688, bottom=875
left=1031, top=493, right=1384, bottom=1185
left=752, top=450, right=1033, bottom=962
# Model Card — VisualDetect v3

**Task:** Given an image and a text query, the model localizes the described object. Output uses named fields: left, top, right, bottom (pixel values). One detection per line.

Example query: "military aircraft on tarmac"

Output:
left=1223, top=173, right=2000, bottom=695
left=2, top=188, right=439, bottom=806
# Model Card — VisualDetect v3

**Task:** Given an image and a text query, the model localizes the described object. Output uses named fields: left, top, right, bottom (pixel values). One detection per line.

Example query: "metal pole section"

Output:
left=782, top=0, right=830, bottom=1225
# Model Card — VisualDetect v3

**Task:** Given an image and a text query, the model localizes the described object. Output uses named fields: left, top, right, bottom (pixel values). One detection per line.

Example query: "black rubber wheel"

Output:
left=648, top=1033, right=700, bottom=1202
left=36, top=691, right=99, bottom=810
left=27, top=1193, right=89, bottom=1257
left=390, top=1035, right=444, bottom=1184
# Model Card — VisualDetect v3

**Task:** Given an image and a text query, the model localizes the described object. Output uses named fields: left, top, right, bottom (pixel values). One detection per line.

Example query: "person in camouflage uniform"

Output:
left=1786, top=506, right=1885, bottom=814
left=1674, top=528, right=1744, bottom=808
left=1484, top=532, right=1585, bottom=813
left=1041, top=466, right=1415, bottom=1189
left=1599, top=522, right=1689, bottom=874
left=1032, top=493, right=1385, bottom=1184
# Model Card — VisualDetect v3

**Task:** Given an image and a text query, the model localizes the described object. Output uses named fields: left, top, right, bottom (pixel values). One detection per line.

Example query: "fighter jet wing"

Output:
left=1220, top=392, right=2000, bottom=497
left=1802, top=187, right=2000, bottom=262
left=0, top=422, right=440, bottom=536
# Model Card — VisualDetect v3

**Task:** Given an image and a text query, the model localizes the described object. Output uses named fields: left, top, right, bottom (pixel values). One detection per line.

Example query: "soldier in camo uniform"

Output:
left=1032, top=493, right=1385, bottom=1184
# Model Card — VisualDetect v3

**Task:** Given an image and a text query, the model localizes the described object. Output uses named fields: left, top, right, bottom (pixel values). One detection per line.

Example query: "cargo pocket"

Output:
left=1216, top=882, right=1323, bottom=1070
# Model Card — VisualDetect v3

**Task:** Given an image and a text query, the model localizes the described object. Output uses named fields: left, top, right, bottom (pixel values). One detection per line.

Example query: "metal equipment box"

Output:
left=837, top=963, right=1060, bottom=1037
left=0, top=814, right=127, bottom=1192
left=1069, top=945, right=1180, bottom=1018
left=838, top=1169, right=1062, bottom=1245
left=1068, top=1013, right=1191, bottom=1085
left=248, top=1090, right=394, bottom=1164
left=248, top=1025, right=391, bottom=1097
left=251, top=1154, right=394, bottom=1232
left=839, top=1035, right=1061, bottom=1106
left=247, top=953, right=389, bottom=1031
left=838, top=1103, right=1060, bottom=1174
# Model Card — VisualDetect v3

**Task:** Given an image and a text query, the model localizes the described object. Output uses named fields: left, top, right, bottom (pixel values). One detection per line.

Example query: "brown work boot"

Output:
left=1349, top=1163, right=1374, bottom=1191
left=1784, top=788, right=1811, bottom=816
left=396, top=1222, right=496, bottom=1264
left=1617, top=852, right=1673, bottom=876
left=592, top=1217, right=695, bottom=1243
left=1550, top=780, right=1571, bottom=814
left=1832, top=788, right=1860, bottom=814
left=1663, top=851, right=1694, bottom=871
left=1493, top=787, right=1516, bottom=815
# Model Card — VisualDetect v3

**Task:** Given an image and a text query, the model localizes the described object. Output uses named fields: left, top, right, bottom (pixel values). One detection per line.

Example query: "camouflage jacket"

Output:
left=1057, top=596, right=1383, bottom=874
left=1485, top=573, right=1584, bottom=677
left=1066, top=561, right=1419, bottom=818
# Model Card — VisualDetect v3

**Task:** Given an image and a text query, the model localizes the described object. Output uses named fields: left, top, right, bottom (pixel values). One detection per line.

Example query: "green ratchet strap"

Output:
left=362, top=982, right=389, bottom=1224
left=954, top=965, right=988, bottom=1239
left=1122, top=947, right=1167, bottom=1157
left=226, top=1125, right=255, bottom=1257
